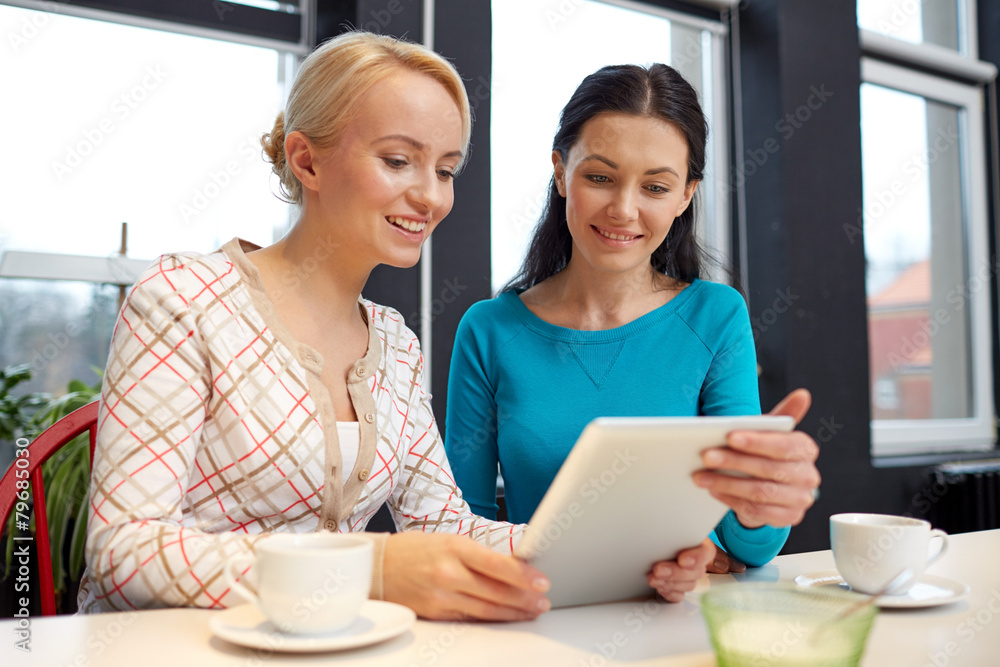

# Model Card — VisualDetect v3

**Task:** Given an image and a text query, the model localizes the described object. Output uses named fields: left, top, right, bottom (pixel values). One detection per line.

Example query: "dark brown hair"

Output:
left=503, top=64, right=710, bottom=292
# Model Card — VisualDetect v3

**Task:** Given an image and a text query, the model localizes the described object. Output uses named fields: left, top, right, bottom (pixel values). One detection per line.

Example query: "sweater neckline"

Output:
left=500, top=278, right=703, bottom=342
left=220, top=237, right=382, bottom=381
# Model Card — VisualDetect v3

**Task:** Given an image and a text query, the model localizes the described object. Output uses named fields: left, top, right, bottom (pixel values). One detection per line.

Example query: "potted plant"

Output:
left=2, top=368, right=100, bottom=613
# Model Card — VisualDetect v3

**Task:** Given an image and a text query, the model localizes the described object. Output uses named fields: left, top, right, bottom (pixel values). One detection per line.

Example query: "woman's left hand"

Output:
left=694, top=389, right=821, bottom=529
left=706, top=544, right=746, bottom=574
left=647, top=539, right=717, bottom=602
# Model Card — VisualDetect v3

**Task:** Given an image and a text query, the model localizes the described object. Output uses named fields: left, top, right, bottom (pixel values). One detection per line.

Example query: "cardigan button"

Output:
left=358, top=469, right=370, bottom=481
left=355, top=366, right=366, bottom=377
left=364, top=412, right=375, bottom=423
left=324, top=519, right=336, bottom=531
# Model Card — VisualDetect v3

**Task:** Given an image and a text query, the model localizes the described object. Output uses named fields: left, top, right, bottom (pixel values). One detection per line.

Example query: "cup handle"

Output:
left=224, top=553, right=258, bottom=604
left=926, top=528, right=949, bottom=567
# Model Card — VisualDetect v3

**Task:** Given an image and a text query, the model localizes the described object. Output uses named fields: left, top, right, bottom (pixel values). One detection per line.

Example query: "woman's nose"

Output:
left=409, top=169, right=446, bottom=211
left=606, top=188, right=638, bottom=222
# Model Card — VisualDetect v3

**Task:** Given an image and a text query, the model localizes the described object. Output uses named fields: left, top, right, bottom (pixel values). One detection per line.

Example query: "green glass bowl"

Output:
left=700, top=582, right=878, bottom=667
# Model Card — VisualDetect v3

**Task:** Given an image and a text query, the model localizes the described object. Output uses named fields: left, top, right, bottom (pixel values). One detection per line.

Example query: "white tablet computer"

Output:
left=513, top=415, right=795, bottom=608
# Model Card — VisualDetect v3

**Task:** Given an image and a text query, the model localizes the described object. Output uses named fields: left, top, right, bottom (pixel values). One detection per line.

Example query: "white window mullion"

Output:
left=0, top=250, right=150, bottom=285
left=860, top=30, right=997, bottom=84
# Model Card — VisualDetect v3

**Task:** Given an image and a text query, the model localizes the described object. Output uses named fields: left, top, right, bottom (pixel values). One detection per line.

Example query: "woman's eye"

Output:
left=437, top=169, right=455, bottom=181
left=586, top=174, right=610, bottom=184
left=382, top=157, right=408, bottom=169
left=647, top=184, right=669, bottom=194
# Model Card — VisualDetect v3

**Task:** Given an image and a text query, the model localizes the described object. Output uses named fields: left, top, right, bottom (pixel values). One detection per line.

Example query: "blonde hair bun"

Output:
left=261, top=112, right=293, bottom=202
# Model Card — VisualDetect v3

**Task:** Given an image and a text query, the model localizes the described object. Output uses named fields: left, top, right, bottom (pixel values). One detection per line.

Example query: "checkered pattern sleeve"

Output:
left=83, top=254, right=265, bottom=611
left=373, top=312, right=524, bottom=554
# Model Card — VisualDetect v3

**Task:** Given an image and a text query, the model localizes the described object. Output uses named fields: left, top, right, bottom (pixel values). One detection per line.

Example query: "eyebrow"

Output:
left=374, top=134, right=463, bottom=160
left=581, top=154, right=680, bottom=178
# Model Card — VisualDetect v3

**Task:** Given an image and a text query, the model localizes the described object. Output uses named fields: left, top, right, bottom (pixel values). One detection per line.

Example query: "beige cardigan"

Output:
left=79, top=239, right=521, bottom=613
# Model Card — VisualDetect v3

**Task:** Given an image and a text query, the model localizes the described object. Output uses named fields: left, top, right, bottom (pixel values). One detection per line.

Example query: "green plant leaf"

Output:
left=1, top=374, right=99, bottom=604
left=67, top=380, right=88, bottom=393
left=69, top=489, right=89, bottom=580
left=1, top=364, right=32, bottom=392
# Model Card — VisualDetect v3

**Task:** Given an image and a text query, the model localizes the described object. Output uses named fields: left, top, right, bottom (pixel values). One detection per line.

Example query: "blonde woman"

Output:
left=79, top=32, right=549, bottom=621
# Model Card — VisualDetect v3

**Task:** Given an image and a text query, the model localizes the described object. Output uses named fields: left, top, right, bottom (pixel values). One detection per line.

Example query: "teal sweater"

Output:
left=444, top=279, right=789, bottom=566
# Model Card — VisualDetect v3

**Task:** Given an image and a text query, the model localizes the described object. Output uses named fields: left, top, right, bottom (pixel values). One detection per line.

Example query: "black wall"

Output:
left=738, top=0, right=882, bottom=552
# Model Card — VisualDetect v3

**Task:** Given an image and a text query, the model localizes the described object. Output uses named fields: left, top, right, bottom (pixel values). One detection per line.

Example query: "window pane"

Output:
left=490, top=0, right=724, bottom=289
left=861, top=83, right=971, bottom=420
left=857, top=0, right=961, bottom=52
left=0, top=279, right=118, bottom=396
left=0, top=5, right=291, bottom=261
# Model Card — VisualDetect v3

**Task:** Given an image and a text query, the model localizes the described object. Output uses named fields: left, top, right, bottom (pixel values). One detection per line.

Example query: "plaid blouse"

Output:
left=79, top=238, right=520, bottom=613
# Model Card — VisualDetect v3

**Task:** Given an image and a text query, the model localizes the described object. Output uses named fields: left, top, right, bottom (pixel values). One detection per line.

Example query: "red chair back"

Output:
left=0, top=401, right=99, bottom=616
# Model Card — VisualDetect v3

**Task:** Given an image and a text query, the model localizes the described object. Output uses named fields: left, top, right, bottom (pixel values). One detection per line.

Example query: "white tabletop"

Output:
left=3, top=529, right=998, bottom=666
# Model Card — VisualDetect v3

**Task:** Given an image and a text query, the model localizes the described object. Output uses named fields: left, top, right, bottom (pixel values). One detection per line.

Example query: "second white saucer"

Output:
left=794, top=570, right=969, bottom=608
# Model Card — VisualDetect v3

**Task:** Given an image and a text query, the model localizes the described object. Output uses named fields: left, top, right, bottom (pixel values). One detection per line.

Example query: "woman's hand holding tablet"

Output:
left=694, top=389, right=821, bottom=529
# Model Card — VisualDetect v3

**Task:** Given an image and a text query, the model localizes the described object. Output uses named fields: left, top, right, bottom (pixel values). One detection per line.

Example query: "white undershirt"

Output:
left=336, top=421, right=360, bottom=486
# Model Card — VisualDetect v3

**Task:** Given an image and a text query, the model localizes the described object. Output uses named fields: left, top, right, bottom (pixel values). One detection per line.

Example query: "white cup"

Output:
left=830, top=513, right=948, bottom=595
left=225, top=532, right=373, bottom=635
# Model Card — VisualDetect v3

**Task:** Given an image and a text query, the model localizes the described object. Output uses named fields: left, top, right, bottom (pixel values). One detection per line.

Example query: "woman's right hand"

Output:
left=382, top=533, right=551, bottom=621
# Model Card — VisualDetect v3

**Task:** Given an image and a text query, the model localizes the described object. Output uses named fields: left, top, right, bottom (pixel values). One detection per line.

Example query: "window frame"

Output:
left=856, top=0, right=979, bottom=57
left=861, top=56, right=996, bottom=456
left=0, top=0, right=313, bottom=55
left=0, top=0, right=308, bottom=286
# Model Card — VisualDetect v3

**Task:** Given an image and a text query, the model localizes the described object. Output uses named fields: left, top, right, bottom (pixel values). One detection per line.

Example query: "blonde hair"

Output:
left=261, top=31, right=472, bottom=204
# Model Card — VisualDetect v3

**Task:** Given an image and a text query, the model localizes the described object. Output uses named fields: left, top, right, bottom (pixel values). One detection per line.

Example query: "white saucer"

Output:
left=210, top=600, right=416, bottom=652
left=794, top=570, right=970, bottom=608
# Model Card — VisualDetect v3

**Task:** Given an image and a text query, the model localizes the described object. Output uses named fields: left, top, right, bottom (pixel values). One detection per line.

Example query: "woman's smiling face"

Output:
left=553, top=112, right=698, bottom=279
left=307, top=69, right=464, bottom=270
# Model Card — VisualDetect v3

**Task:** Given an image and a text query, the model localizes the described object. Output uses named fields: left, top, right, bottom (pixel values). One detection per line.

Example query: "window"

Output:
left=489, top=0, right=733, bottom=289
left=857, top=0, right=966, bottom=52
left=0, top=1, right=305, bottom=395
left=857, top=0, right=997, bottom=456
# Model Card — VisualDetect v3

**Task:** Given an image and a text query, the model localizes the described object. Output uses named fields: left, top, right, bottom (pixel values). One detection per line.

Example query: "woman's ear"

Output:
left=676, top=179, right=700, bottom=216
left=552, top=150, right=567, bottom=197
left=285, top=131, right=320, bottom=193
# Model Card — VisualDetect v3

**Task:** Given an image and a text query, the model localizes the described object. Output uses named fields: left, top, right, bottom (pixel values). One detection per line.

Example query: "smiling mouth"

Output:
left=593, top=226, right=640, bottom=242
left=387, top=216, right=429, bottom=233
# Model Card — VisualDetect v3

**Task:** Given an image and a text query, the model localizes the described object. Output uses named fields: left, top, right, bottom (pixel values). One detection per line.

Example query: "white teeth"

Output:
left=387, top=216, right=428, bottom=232
left=597, top=228, right=637, bottom=241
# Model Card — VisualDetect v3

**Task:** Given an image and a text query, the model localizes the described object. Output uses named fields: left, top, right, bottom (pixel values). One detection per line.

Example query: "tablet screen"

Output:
left=515, top=415, right=795, bottom=608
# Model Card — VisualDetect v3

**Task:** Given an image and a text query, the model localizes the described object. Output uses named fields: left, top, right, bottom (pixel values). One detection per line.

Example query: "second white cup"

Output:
left=225, top=532, right=373, bottom=635
left=830, top=513, right=948, bottom=595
